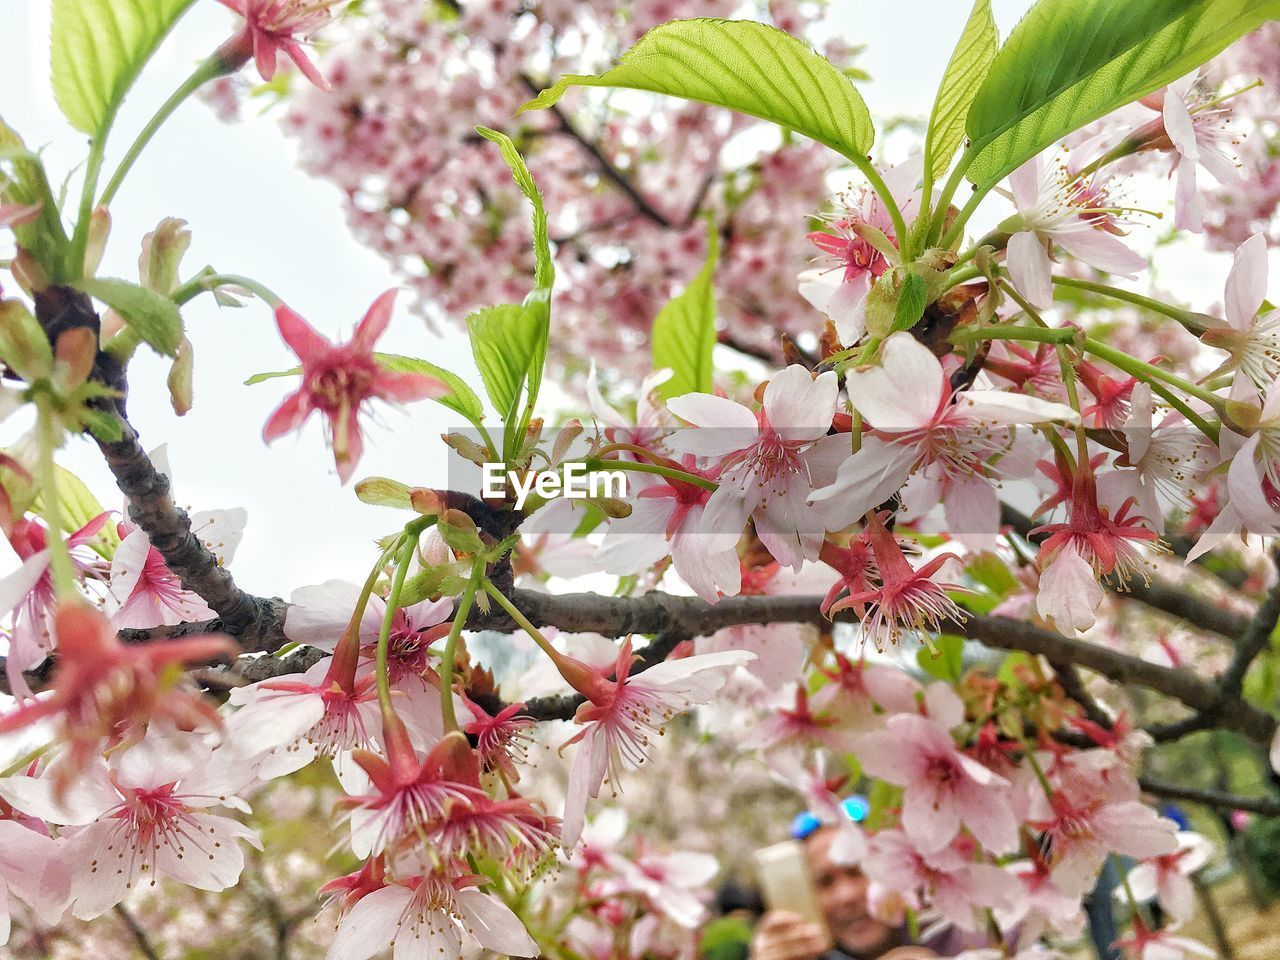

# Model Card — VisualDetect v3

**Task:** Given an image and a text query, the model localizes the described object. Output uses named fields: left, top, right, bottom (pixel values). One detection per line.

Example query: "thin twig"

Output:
left=113, top=904, right=160, bottom=960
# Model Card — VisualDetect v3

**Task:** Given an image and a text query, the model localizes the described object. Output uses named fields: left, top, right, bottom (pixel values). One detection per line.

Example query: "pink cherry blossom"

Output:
left=1116, top=918, right=1215, bottom=960
left=0, top=513, right=110, bottom=695
left=810, top=332, right=1079, bottom=530
left=1201, top=232, right=1280, bottom=389
left=799, top=158, right=923, bottom=344
left=0, top=818, right=68, bottom=946
left=1142, top=71, right=1243, bottom=232
left=854, top=683, right=1019, bottom=855
left=556, top=640, right=753, bottom=847
left=263, top=290, right=446, bottom=483
left=216, top=0, right=337, bottom=90
left=1124, top=831, right=1215, bottom=924
left=0, top=731, right=260, bottom=920
left=325, top=867, right=538, bottom=960
left=596, top=455, right=741, bottom=602
left=667, top=365, right=844, bottom=570
left=0, top=601, right=233, bottom=788
left=1027, top=788, right=1178, bottom=898
left=1002, top=151, right=1146, bottom=308
left=861, top=829, right=1020, bottom=933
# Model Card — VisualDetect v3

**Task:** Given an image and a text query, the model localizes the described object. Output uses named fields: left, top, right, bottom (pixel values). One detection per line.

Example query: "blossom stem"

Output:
left=482, top=580, right=559, bottom=660
left=1145, top=377, right=1220, bottom=445
left=332, top=539, right=400, bottom=688
left=1082, top=337, right=1225, bottom=413
left=171, top=270, right=284, bottom=308
left=1050, top=276, right=1211, bottom=334
left=98, top=55, right=230, bottom=210
left=1114, top=853, right=1151, bottom=927
left=939, top=183, right=994, bottom=251
left=373, top=519, right=434, bottom=720
left=950, top=324, right=1077, bottom=347
left=437, top=559, right=485, bottom=734
left=0, top=742, right=49, bottom=778
left=929, top=150, right=977, bottom=247
left=34, top=401, right=76, bottom=599
left=589, top=458, right=718, bottom=491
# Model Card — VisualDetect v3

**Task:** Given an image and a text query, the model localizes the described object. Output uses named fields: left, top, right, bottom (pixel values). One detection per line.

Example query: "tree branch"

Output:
left=113, top=903, right=160, bottom=960
left=1139, top=777, right=1280, bottom=818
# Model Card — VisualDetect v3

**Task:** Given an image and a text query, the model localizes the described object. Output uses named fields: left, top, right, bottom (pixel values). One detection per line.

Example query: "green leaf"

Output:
left=31, top=464, right=120, bottom=558
left=965, top=0, right=1280, bottom=187
left=244, top=366, right=301, bottom=386
left=651, top=225, right=719, bottom=400
left=475, top=127, right=553, bottom=294
left=924, top=0, right=998, bottom=186
left=375, top=353, right=486, bottom=425
left=521, top=19, right=874, bottom=160
left=916, top=633, right=966, bottom=682
left=400, top=561, right=470, bottom=606
left=50, top=0, right=197, bottom=135
left=890, top=271, right=928, bottom=333
left=72, top=277, right=183, bottom=356
left=467, top=303, right=547, bottom=426
left=353, top=477, right=413, bottom=509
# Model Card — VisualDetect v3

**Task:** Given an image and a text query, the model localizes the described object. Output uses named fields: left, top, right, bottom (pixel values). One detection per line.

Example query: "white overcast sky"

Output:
left=0, top=0, right=1250, bottom=596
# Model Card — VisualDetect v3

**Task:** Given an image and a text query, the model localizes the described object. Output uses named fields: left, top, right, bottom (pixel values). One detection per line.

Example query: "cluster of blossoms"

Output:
left=5, top=2, right=1280, bottom=959
left=210, top=0, right=844, bottom=375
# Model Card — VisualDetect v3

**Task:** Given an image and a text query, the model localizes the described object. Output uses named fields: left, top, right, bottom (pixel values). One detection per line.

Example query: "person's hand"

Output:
left=749, top=910, right=832, bottom=960
left=877, top=949, right=939, bottom=960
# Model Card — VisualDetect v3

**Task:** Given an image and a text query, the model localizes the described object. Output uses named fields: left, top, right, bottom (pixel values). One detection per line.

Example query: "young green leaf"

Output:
left=916, top=633, right=966, bottom=682
left=50, top=0, right=198, bottom=136
left=244, top=366, right=302, bottom=386
left=475, top=127, right=554, bottom=293
left=521, top=18, right=875, bottom=161
left=0, top=117, right=68, bottom=271
left=354, top=477, right=414, bottom=509
left=376, top=353, right=486, bottom=425
left=31, top=464, right=120, bottom=558
left=923, top=0, right=998, bottom=187
left=890, top=271, right=929, bottom=333
left=72, top=277, right=184, bottom=356
left=467, top=303, right=547, bottom=424
left=651, top=225, right=719, bottom=400
left=964, top=0, right=1280, bottom=188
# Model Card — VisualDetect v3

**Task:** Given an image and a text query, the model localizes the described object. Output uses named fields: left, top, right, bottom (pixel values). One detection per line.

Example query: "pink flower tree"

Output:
left=4, top=4, right=1280, bottom=959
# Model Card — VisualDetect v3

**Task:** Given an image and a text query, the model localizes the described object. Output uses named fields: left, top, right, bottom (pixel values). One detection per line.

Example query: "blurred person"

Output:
left=750, top=823, right=939, bottom=960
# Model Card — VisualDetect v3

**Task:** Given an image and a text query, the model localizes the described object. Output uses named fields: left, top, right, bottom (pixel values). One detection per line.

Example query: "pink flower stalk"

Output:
left=667, top=365, right=844, bottom=569
left=811, top=332, right=1079, bottom=530
left=263, top=290, right=446, bottom=483
left=1001, top=152, right=1146, bottom=308
left=216, top=0, right=336, bottom=90
left=0, top=731, right=260, bottom=920
left=825, top=512, right=966, bottom=652
left=1115, top=918, right=1215, bottom=960
left=854, top=683, right=1019, bottom=856
left=326, top=866, right=539, bottom=960
left=1124, top=831, right=1215, bottom=924
left=1201, top=232, right=1280, bottom=390
left=556, top=640, right=753, bottom=847
left=1140, top=71, right=1242, bottom=232
left=0, top=601, right=233, bottom=789
left=799, top=158, right=922, bottom=344
left=0, top=513, right=110, bottom=696
left=597, top=454, right=742, bottom=603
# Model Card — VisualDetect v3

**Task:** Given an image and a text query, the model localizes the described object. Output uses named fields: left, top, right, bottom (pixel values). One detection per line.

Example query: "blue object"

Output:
left=790, top=795, right=869, bottom=839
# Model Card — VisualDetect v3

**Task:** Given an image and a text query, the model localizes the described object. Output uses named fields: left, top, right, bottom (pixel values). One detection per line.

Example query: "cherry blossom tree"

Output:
left=4, top=1, right=1280, bottom=959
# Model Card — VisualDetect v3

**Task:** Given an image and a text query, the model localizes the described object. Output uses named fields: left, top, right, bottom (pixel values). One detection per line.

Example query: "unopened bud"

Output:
left=0, top=299, right=53, bottom=380
left=167, top=338, right=195, bottom=416
left=140, top=218, right=192, bottom=294
left=83, top=207, right=111, bottom=278
left=9, top=249, right=49, bottom=295
left=409, top=487, right=445, bottom=516
left=54, top=328, right=96, bottom=388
